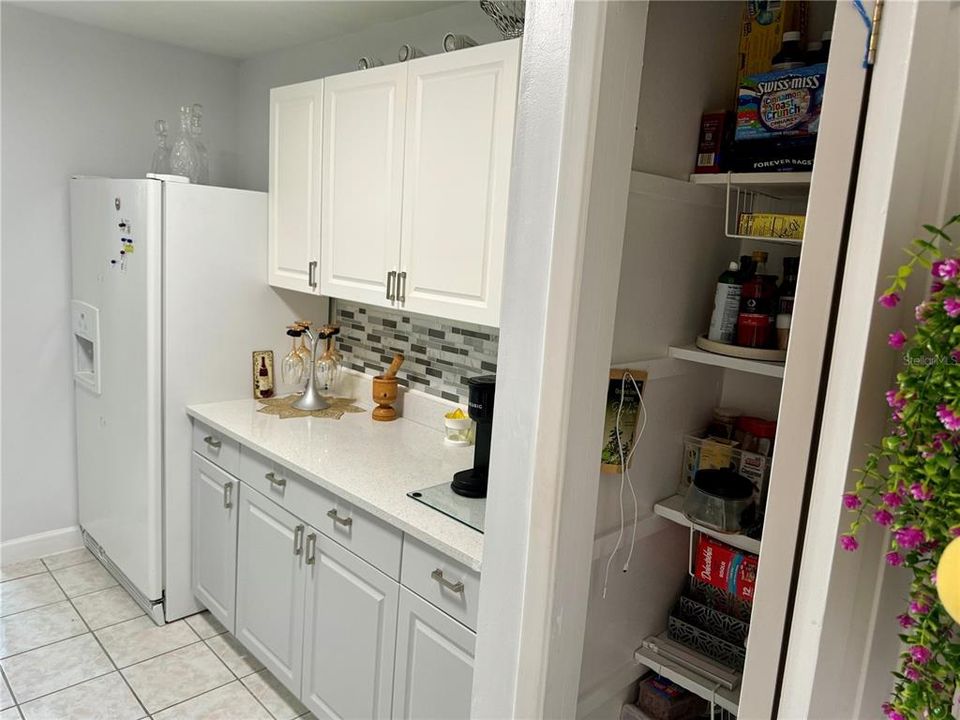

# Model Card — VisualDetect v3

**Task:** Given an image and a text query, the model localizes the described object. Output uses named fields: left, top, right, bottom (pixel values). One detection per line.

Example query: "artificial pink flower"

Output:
left=897, top=613, right=915, bottom=628
left=909, top=645, right=932, bottom=664
left=879, top=292, right=900, bottom=308
left=885, top=551, right=903, bottom=566
left=894, top=527, right=925, bottom=549
left=904, top=665, right=921, bottom=682
left=945, top=297, right=960, bottom=318
left=909, top=483, right=933, bottom=501
left=883, top=492, right=903, bottom=508
left=885, top=390, right=906, bottom=410
left=952, top=348, right=960, bottom=363
left=840, top=534, right=859, bottom=552
left=909, top=598, right=931, bottom=615
left=935, top=258, right=960, bottom=280
left=842, top=493, right=863, bottom=510
left=931, top=281, right=946, bottom=293
left=888, top=330, right=907, bottom=349
left=874, top=509, right=894, bottom=527
left=882, top=703, right=906, bottom=720
left=916, top=302, right=930, bottom=322
left=936, top=404, right=960, bottom=431
left=950, top=526, right=960, bottom=538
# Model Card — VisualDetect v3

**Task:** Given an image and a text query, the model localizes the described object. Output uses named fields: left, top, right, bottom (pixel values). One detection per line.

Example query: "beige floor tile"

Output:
left=241, top=669, right=307, bottom=720
left=183, top=612, right=226, bottom=640
left=0, top=706, right=21, bottom=720
left=0, top=575, right=65, bottom=618
left=73, top=586, right=144, bottom=631
left=19, top=671, right=145, bottom=720
left=121, top=642, right=232, bottom=714
left=1, top=672, right=13, bottom=710
left=0, top=561, right=45, bottom=584
left=204, top=634, right=263, bottom=678
left=0, top=633, right=113, bottom=703
left=0, top=600, right=86, bottom=658
left=42, top=548, right=95, bottom=572
left=50, top=561, right=116, bottom=598
left=95, top=616, right=198, bottom=668
left=153, top=681, right=270, bottom=720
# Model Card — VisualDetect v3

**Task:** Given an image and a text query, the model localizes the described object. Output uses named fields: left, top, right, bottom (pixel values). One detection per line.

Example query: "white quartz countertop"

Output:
left=186, top=398, right=483, bottom=570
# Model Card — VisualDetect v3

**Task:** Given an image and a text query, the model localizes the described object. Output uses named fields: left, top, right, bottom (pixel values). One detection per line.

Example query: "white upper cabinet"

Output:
left=398, top=39, right=520, bottom=326
left=320, top=64, right=406, bottom=307
left=268, top=80, right=323, bottom=293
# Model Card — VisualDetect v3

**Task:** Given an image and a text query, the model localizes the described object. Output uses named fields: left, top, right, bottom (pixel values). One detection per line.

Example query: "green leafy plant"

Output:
left=841, top=214, right=960, bottom=720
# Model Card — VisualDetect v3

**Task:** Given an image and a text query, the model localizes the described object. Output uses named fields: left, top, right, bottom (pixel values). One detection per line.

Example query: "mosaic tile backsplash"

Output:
left=333, top=300, right=499, bottom=403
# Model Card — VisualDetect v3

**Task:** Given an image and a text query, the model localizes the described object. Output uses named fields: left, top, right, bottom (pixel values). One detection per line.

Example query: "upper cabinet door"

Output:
left=399, top=39, right=520, bottom=327
left=268, top=80, right=323, bottom=294
left=301, top=533, right=399, bottom=720
left=320, top=64, right=407, bottom=307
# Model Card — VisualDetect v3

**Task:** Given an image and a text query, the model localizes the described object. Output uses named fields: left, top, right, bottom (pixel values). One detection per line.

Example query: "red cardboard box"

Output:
left=693, top=535, right=758, bottom=602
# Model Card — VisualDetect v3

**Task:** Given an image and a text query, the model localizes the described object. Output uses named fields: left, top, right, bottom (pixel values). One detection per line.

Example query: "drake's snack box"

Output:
left=694, top=111, right=735, bottom=174
left=733, top=63, right=827, bottom=171
left=737, top=0, right=808, bottom=86
left=693, top=535, right=758, bottom=602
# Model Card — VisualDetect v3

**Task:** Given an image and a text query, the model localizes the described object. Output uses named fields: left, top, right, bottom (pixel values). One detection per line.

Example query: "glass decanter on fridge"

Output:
left=150, top=120, right=171, bottom=174
left=169, top=105, right=200, bottom=182
left=190, top=104, right=209, bottom=185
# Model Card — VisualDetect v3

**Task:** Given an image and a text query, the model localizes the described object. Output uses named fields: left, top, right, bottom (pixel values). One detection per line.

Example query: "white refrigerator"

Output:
left=70, top=176, right=320, bottom=623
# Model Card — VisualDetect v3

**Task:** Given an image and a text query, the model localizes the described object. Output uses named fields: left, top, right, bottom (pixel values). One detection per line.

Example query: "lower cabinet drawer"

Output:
left=192, top=421, right=240, bottom=476
left=238, top=446, right=402, bottom=579
left=400, top=536, right=481, bottom=631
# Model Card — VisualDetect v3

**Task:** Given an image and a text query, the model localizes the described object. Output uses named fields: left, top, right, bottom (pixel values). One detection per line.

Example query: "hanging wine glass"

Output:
left=295, top=321, right=312, bottom=365
left=282, top=327, right=305, bottom=385
left=150, top=120, right=171, bottom=174
left=315, top=336, right=342, bottom=392
left=190, top=104, right=209, bottom=185
left=169, top=105, right=200, bottom=182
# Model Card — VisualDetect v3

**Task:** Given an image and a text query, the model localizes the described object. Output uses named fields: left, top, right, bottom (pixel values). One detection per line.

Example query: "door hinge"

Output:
left=867, top=0, right=884, bottom=66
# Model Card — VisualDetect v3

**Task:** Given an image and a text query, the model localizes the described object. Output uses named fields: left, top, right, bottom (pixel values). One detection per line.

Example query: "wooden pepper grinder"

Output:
left=372, top=353, right=405, bottom=421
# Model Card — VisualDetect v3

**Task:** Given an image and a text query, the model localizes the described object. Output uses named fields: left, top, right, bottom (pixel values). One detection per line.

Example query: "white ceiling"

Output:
left=12, top=1, right=462, bottom=60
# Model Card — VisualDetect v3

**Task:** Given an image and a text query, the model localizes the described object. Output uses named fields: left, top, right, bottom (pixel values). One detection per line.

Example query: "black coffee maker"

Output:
left=451, top=375, right=496, bottom=498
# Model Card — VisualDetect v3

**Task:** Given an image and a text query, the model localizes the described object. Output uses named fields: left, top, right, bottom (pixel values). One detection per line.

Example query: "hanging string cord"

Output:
left=852, top=0, right=873, bottom=69
left=601, top=371, right=648, bottom=599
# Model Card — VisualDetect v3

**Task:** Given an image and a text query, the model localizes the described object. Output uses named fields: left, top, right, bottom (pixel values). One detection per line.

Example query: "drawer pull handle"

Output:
left=293, top=524, right=304, bottom=555
left=431, top=568, right=464, bottom=594
left=266, top=472, right=286, bottom=488
left=305, top=533, right=317, bottom=564
left=223, top=481, right=233, bottom=509
left=203, top=436, right=222, bottom=449
left=327, top=509, right=353, bottom=527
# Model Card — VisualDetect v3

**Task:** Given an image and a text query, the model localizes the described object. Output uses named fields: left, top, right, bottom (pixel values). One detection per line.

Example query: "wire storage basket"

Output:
left=479, top=0, right=525, bottom=39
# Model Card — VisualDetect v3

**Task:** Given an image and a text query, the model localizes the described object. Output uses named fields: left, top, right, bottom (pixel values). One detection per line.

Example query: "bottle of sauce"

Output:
left=708, top=261, right=741, bottom=344
left=772, top=31, right=805, bottom=70
left=778, top=257, right=800, bottom=315
left=737, top=251, right=776, bottom=347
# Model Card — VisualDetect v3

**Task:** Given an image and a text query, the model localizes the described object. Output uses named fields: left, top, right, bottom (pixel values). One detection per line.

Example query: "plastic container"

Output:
left=444, top=415, right=473, bottom=446
left=679, top=433, right=771, bottom=505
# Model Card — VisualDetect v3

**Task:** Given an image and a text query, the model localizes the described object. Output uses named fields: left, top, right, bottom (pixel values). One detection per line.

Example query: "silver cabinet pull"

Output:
left=265, top=471, right=286, bottom=488
left=203, top=435, right=222, bottom=449
left=308, top=260, right=317, bottom=289
left=293, top=524, right=304, bottom=555
left=431, top=568, right=464, bottom=593
left=386, top=270, right=397, bottom=301
left=327, top=509, right=353, bottom=527
left=222, top=481, right=233, bottom=509
left=398, top=271, right=407, bottom=303
left=305, top=533, right=317, bottom=564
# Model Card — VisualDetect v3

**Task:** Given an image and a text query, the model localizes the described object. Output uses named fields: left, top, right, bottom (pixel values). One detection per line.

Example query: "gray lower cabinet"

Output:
left=302, top=533, right=398, bottom=719
left=235, top=483, right=306, bottom=693
left=392, top=587, right=477, bottom=720
left=190, top=453, right=238, bottom=631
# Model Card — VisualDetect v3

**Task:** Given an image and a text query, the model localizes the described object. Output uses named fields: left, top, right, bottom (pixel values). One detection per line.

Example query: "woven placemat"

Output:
left=257, top=394, right=366, bottom=420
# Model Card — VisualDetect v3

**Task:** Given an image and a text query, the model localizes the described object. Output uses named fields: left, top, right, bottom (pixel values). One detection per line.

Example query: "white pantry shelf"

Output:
left=635, top=641, right=741, bottom=715
left=653, top=494, right=762, bottom=555
left=668, top=344, right=785, bottom=379
left=690, top=171, right=812, bottom=193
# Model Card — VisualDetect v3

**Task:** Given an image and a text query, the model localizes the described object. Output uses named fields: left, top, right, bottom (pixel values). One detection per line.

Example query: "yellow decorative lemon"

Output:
left=936, top=536, right=960, bottom=623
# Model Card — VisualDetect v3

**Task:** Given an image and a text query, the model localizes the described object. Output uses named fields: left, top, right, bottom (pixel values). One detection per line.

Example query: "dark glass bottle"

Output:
left=772, top=31, right=805, bottom=70
left=778, top=256, right=800, bottom=314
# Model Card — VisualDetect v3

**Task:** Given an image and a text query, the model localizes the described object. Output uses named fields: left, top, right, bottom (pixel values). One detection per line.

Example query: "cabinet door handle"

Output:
left=203, top=435, right=221, bottom=449
left=431, top=568, right=464, bottom=593
left=386, top=270, right=397, bottom=301
left=308, top=260, right=317, bottom=289
left=222, top=481, right=233, bottom=509
left=293, top=524, right=304, bottom=555
left=398, top=271, right=407, bottom=304
left=305, top=533, right=317, bottom=564
left=265, top=471, right=286, bottom=488
left=327, top=508, right=353, bottom=527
